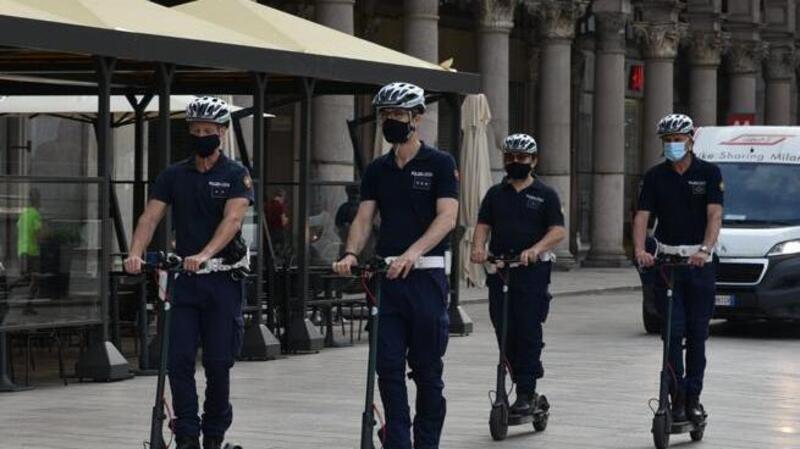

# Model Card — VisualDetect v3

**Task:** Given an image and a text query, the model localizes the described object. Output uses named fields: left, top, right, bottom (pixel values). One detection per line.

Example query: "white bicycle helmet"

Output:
left=372, top=82, right=426, bottom=112
left=502, top=133, right=538, bottom=154
left=186, top=96, right=231, bottom=125
left=656, top=113, right=694, bottom=137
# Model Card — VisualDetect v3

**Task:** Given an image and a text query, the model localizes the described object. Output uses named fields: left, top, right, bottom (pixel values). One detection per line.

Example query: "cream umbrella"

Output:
left=459, top=94, right=494, bottom=287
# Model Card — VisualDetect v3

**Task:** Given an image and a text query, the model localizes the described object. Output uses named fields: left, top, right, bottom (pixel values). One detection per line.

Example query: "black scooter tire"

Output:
left=223, top=444, right=243, bottom=449
left=652, top=414, right=670, bottom=449
left=489, top=404, right=508, bottom=441
left=533, top=413, right=548, bottom=432
left=690, top=428, right=704, bottom=442
left=533, top=395, right=549, bottom=432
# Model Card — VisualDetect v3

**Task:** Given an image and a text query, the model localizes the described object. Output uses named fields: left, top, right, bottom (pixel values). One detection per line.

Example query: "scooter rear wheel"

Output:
left=489, top=404, right=509, bottom=441
left=652, top=414, right=670, bottom=449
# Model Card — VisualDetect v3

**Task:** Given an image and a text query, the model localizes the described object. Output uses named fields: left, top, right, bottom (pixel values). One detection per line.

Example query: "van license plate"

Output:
left=715, top=295, right=735, bottom=307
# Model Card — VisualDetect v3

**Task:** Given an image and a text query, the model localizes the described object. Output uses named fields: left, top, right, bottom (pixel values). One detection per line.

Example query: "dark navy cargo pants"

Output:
left=168, top=272, right=244, bottom=439
left=487, top=262, right=552, bottom=396
left=376, top=268, right=449, bottom=449
left=654, top=262, right=716, bottom=397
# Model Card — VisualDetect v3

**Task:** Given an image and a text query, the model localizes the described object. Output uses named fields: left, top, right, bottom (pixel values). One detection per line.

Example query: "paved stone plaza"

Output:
left=1, top=282, right=798, bottom=449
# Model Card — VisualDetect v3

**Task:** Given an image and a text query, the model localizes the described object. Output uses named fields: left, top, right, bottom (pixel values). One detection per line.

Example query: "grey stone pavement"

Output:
left=1, top=268, right=799, bottom=449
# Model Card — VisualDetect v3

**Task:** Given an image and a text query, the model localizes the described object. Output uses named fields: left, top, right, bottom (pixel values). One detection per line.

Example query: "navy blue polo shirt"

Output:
left=360, top=143, right=459, bottom=257
left=638, top=156, right=723, bottom=246
left=477, top=178, right=564, bottom=256
left=150, top=153, right=254, bottom=257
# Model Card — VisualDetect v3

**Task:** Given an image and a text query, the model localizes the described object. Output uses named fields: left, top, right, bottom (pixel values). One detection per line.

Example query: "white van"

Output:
left=692, top=126, right=800, bottom=322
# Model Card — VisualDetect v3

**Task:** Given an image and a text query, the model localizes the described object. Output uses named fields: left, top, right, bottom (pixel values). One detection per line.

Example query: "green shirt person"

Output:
left=17, top=189, right=42, bottom=258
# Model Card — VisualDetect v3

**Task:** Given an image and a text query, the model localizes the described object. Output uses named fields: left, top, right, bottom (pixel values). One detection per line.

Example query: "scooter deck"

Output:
left=670, top=419, right=706, bottom=434
left=507, top=413, right=535, bottom=426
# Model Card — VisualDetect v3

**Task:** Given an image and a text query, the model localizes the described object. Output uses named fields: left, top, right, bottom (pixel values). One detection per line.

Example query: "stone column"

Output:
left=634, top=22, right=685, bottom=172
left=313, top=0, right=355, bottom=215
left=727, top=40, right=768, bottom=118
left=765, top=44, right=796, bottom=125
left=405, top=0, right=439, bottom=145
left=478, top=0, right=515, bottom=181
left=530, top=0, right=587, bottom=267
left=584, top=12, right=629, bottom=267
left=689, top=31, right=725, bottom=126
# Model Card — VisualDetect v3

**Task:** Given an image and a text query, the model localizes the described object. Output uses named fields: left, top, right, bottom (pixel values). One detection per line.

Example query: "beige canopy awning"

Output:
left=12, top=0, right=267, bottom=49
left=174, top=0, right=444, bottom=72
left=0, top=0, right=480, bottom=94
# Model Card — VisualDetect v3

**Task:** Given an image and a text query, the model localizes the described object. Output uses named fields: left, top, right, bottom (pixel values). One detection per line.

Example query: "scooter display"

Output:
left=142, top=252, right=242, bottom=449
left=485, top=256, right=549, bottom=441
left=646, top=253, right=707, bottom=449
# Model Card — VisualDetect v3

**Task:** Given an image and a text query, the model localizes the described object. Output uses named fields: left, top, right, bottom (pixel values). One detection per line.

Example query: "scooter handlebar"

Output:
left=486, top=255, right=524, bottom=268
left=340, top=257, right=389, bottom=276
left=141, top=252, right=180, bottom=271
left=652, top=253, right=692, bottom=267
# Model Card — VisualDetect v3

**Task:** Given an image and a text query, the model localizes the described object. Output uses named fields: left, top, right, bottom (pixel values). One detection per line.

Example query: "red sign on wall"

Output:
left=727, top=113, right=756, bottom=126
left=629, top=65, right=644, bottom=91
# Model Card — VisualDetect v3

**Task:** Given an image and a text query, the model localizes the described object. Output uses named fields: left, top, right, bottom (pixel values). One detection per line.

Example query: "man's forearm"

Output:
left=406, top=211, right=457, bottom=258
left=472, top=224, right=490, bottom=251
left=703, top=209, right=722, bottom=250
left=344, top=217, right=372, bottom=256
left=633, top=213, right=649, bottom=254
left=531, top=226, right=566, bottom=254
left=200, top=217, right=242, bottom=258
left=129, top=218, right=158, bottom=257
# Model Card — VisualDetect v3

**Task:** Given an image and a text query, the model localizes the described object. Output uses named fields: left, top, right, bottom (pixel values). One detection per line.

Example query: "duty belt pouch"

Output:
left=218, top=233, right=248, bottom=266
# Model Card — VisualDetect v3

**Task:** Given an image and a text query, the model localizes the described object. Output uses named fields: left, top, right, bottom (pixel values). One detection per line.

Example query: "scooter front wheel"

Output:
left=690, top=428, right=704, bottom=442
left=223, top=444, right=243, bottom=449
left=652, top=414, right=670, bottom=449
left=489, top=404, right=509, bottom=441
left=533, top=395, right=549, bottom=432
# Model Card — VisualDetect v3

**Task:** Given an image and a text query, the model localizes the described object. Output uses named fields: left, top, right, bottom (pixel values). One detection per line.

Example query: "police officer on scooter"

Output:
left=470, top=133, right=566, bottom=415
left=124, top=96, right=254, bottom=449
left=633, top=113, right=723, bottom=424
left=333, top=82, right=458, bottom=449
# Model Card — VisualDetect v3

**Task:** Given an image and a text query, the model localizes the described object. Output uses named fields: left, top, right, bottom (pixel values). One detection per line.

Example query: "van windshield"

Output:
left=718, top=162, right=800, bottom=227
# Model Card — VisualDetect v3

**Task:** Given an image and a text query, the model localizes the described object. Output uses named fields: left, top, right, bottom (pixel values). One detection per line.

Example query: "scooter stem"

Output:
left=659, top=267, right=675, bottom=413
left=360, top=272, right=383, bottom=449
left=149, top=272, right=174, bottom=449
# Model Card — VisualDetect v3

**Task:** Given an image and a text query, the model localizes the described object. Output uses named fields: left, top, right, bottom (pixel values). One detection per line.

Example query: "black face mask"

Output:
left=189, top=134, right=220, bottom=158
left=505, top=162, right=532, bottom=180
left=382, top=118, right=414, bottom=144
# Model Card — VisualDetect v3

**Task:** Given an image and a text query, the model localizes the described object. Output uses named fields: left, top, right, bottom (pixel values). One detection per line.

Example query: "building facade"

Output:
left=1, top=0, right=796, bottom=275
left=269, top=0, right=798, bottom=267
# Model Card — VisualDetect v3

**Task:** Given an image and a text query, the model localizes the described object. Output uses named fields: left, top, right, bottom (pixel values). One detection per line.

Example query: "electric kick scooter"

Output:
left=143, top=252, right=242, bottom=449
left=485, top=255, right=549, bottom=441
left=647, top=253, right=707, bottom=449
left=334, top=257, right=388, bottom=449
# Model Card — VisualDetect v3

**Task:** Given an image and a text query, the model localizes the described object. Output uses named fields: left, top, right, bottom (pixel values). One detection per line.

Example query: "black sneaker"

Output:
left=686, top=396, right=706, bottom=424
left=203, top=435, right=224, bottom=449
left=671, top=389, right=687, bottom=422
left=510, top=392, right=536, bottom=415
left=175, top=435, right=201, bottom=449
left=202, top=435, right=223, bottom=449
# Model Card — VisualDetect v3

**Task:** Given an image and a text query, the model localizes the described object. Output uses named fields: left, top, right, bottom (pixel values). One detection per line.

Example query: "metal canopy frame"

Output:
left=0, top=7, right=480, bottom=372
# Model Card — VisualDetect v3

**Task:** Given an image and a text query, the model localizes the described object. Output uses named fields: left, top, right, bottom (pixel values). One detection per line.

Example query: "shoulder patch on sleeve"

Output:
left=243, top=174, right=253, bottom=190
